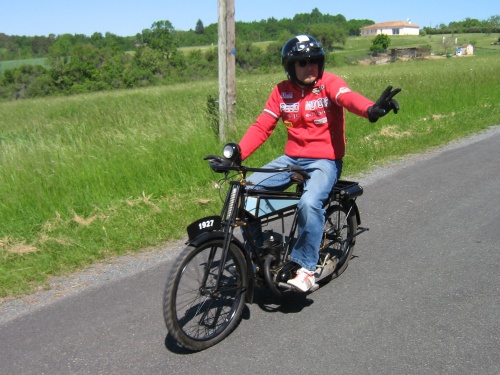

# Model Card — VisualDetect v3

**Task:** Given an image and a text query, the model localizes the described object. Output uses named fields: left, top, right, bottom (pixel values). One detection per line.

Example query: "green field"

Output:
left=1, top=42, right=499, bottom=299
left=0, top=57, right=48, bottom=74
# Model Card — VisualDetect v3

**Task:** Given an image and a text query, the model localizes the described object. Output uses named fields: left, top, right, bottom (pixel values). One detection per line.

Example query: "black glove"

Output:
left=368, top=86, right=401, bottom=123
left=204, top=155, right=240, bottom=173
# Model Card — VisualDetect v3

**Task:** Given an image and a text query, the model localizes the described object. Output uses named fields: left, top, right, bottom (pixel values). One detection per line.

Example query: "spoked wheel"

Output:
left=322, top=202, right=357, bottom=279
left=163, top=239, right=248, bottom=351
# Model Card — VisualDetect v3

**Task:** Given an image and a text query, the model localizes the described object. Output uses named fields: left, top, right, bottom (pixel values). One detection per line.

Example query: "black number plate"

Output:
left=187, top=215, right=222, bottom=240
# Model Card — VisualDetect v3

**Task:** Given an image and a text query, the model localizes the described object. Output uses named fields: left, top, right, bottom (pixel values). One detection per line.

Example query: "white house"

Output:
left=361, top=21, right=420, bottom=36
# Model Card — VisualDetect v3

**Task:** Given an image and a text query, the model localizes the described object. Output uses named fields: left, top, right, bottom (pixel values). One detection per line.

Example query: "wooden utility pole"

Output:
left=217, top=0, right=236, bottom=142
left=226, top=0, right=236, bottom=127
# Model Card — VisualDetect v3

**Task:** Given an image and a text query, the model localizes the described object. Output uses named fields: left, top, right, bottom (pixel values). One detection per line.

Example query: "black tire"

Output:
left=163, top=239, right=247, bottom=351
left=322, top=202, right=357, bottom=279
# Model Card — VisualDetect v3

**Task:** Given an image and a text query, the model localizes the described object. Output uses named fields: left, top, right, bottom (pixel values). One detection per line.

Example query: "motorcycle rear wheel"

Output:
left=322, top=202, right=357, bottom=279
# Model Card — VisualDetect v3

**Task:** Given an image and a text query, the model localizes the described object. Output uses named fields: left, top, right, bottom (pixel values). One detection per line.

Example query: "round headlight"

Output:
left=223, top=143, right=240, bottom=160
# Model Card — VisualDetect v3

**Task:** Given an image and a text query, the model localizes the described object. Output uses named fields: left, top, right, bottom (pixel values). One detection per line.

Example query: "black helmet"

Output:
left=281, top=35, right=325, bottom=84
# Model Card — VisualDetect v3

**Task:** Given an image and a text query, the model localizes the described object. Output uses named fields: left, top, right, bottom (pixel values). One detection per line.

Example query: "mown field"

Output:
left=0, top=57, right=48, bottom=74
left=0, top=45, right=499, bottom=299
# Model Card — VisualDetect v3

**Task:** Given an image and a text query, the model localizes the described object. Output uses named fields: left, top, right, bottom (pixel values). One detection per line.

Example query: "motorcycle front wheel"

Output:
left=163, top=239, right=247, bottom=351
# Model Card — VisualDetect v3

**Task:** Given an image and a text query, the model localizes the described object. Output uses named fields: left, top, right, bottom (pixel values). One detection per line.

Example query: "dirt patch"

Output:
left=0, top=237, right=39, bottom=255
left=380, top=126, right=411, bottom=139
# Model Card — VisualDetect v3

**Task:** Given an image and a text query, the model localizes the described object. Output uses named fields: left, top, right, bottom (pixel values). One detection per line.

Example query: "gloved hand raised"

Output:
left=368, top=86, right=401, bottom=123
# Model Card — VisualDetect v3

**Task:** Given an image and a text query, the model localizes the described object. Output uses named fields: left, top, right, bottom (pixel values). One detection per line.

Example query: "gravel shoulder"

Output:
left=1, top=125, right=499, bottom=325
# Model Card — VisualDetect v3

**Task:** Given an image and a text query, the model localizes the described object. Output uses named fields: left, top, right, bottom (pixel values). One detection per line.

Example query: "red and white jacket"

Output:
left=238, top=71, right=374, bottom=161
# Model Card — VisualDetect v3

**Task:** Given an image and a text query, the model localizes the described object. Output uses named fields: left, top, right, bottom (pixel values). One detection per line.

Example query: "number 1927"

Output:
left=198, top=219, right=215, bottom=230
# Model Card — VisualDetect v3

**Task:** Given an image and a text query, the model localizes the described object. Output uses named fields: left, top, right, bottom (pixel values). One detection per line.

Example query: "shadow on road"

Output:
left=164, top=333, right=197, bottom=355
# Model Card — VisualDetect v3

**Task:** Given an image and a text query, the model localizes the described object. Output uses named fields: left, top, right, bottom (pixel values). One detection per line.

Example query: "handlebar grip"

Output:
left=204, top=155, right=237, bottom=173
left=204, top=155, right=224, bottom=163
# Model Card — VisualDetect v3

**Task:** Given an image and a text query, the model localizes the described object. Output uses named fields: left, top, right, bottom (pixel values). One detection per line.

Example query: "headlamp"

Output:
left=222, top=143, right=240, bottom=161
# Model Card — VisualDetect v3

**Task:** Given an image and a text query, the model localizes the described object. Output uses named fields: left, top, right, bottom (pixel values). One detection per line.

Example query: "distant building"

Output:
left=455, top=44, right=474, bottom=56
left=390, top=47, right=419, bottom=58
left=361, top=21, right=420, bottom=36
left=390, top=47, right=431, bottom=59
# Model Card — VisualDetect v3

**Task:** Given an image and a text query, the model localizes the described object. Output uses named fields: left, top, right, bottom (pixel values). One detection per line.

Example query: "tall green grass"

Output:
left=1, top=52, right=499, bottom=298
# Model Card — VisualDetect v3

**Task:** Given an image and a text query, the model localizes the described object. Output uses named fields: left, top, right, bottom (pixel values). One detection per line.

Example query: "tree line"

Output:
left=0, top=9, right=498, bottom=101
left=421, top=15, right=500, bottom=35
left=0, top=8, right=370, bottom=61
left=0, top=8, right=373, bottom=100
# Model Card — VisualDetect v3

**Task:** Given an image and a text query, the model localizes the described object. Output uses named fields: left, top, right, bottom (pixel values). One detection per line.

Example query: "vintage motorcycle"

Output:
left=162, top=143, right=368, bottom=351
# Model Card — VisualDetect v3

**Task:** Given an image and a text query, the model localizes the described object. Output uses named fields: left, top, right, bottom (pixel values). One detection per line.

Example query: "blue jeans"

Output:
left=245, top=155, right=342, bottom=271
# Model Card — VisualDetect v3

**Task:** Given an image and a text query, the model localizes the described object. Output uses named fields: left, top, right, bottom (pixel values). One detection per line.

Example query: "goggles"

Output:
left=293, top=41, right=322, bottom=53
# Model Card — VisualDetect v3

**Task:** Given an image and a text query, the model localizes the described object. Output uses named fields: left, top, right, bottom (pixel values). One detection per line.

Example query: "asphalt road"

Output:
left=1, top=127, right=499, bottom=375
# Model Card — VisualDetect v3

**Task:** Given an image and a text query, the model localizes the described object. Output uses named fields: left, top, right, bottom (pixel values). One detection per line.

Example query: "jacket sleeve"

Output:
left=328, top=75, right=374, bottom=118
left=238, top=110, right=279, bottom=160
left=238, top=87, right=281, bottom=160
left=336, top=91, right=374, bottom=118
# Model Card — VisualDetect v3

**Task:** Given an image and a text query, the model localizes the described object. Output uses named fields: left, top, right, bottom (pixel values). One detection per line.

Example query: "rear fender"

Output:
left=350, top=201, right=362, bottom=226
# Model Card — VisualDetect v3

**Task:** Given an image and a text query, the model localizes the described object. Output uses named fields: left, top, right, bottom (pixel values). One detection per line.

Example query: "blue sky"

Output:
left=2, top=0, right=497, bottom=36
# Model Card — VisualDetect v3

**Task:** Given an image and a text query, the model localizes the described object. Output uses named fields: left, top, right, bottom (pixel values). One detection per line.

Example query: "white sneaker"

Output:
left=287, top=268, right=315, bottom=292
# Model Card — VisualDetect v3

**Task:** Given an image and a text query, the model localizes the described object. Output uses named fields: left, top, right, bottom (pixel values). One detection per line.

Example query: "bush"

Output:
left=370, top=34, right=391, bottom=53
left=0, top=64, right=51, bottom=99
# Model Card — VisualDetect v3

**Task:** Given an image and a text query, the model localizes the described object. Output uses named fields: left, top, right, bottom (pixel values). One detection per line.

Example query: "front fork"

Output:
left=214, top=182, right=243, bottom=290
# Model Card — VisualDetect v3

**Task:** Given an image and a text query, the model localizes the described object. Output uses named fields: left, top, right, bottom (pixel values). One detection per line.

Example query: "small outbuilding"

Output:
left=455, top=44, right=474, bottom=56
left=390, top=47, right=418, bottom=58
left=389, top=47, right=431, bottom=59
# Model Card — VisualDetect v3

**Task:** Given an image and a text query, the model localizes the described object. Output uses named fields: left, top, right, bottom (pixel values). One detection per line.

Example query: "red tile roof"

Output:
left=361, top=21, right=420, bottom=30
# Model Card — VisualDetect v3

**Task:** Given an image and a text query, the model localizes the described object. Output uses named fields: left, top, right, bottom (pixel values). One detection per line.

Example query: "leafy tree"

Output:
left=143, top=20, right=177, bottom=59
left=235, top=41, right=263, bottom=70
left=99, top=53, right=128, bottom=89
left=347, top=19, right=374, bottom=36
left=370, top=34, right=391, bottom=53
left=90, top=32, right=105, bottom=48
left=134, top=46, right=164, bottom=74
left=264, top=17, right=280, bottom=38
left=263, top=40, right=283, bottom=66
left=47, top=34, right=73, bottom=79
left=31, top=35, right=54, bottom=56
left=308, top=23, right=346, bottom=49
left=121, top=46, right=161, bottom=88
left=310, top=8, right=322, bottom=23
left=66, top=43, right=103, bottom=85
left=489, top=15, right=500, bottom=26
left=102, top=32, right=123, bottom=53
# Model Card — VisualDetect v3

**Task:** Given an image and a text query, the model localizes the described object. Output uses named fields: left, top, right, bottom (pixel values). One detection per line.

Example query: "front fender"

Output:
left=186, top=231, right=255, bottom=304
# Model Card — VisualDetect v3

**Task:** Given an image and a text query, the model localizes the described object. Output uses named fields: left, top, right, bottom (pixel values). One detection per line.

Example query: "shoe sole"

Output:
left=278, top=282, right=320, bottom=293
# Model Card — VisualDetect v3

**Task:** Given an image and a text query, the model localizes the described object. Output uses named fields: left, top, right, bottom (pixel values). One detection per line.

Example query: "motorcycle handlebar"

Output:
left=204, top=155, right=310, bottom=180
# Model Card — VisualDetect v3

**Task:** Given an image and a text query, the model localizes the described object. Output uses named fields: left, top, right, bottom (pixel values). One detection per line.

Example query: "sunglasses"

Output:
left=297, top=59, right=319, bottom=67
